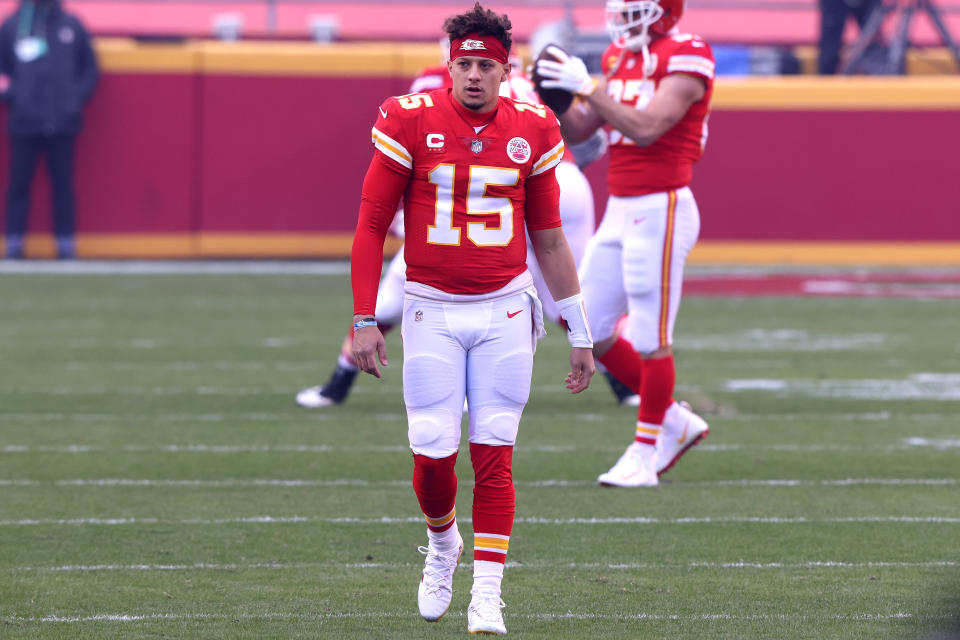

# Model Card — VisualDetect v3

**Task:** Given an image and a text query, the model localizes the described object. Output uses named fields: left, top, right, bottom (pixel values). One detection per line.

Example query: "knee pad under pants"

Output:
left=467, top=346, right=532, bottom=447
left=402, top=292, right=534, bottom=455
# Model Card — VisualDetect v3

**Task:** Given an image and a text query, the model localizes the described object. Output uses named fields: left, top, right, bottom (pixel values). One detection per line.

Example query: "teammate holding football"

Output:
left=350, top=3, right=594, bottom=634
left=534, top=0, right=712, bottom=487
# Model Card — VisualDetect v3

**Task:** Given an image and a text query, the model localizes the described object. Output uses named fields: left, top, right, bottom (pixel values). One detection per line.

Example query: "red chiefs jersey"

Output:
left=371, top=88, right=565, bottom=294
left=601, top=34, right=715, bottom=196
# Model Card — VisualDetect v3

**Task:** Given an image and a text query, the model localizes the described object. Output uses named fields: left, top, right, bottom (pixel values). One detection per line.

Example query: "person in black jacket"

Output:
left=0, top=0, right=97, bottom=259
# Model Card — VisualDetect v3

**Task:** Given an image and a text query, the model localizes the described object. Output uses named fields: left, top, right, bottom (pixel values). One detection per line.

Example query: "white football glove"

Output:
left=536, top=45, right=597, bottom=97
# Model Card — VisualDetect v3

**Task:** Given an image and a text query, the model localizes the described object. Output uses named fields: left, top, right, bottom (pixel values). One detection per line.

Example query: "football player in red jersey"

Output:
left=297, top=48, right=638, bottom=409
left=349, top=4, right=594, bottom=634
left=534, top=0, right=712, bottom=487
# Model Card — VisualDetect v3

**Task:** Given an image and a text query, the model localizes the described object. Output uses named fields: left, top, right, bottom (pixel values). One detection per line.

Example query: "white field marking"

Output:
left=681, top=329, right=891, bottom=352
left=0, top=259, right=352, bottom=275
left=803, top=279, right=960, bottom=298
left=0, top=412, right=338, bottom=423
left=904, top=437, right=960, bottom=450
left=2, top=477, right=956, bottom=489
left=3, top=515, right=960, bottom=527
left=732, top=411, right=893, bottom=421
left=11, top=560, right=959, bottom=573
left=2, top=611, right=944, bottom=624
left=725, top=373, right=960, bottom=401
left=58, top=361, right=318, bottom=371
left=6, top=440, right=958, bottom=455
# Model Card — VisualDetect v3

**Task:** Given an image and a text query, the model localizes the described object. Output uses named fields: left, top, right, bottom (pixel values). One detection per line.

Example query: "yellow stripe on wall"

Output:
left=689, top=241, right=960, bottom=265
left=712, top=76, right=960, bottom=110
left=8, top=235, right=958, bottom=265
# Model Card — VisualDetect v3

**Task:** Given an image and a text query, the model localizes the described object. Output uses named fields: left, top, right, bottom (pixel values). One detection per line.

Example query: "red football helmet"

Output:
left=605, top=0, right=685, bottom=49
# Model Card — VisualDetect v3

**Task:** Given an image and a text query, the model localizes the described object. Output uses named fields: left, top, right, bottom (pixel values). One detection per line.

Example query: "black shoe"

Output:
left=295, top=365, right=358, bottom=407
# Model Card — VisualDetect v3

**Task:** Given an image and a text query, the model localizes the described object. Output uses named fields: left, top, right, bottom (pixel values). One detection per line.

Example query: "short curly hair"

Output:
left=443, top=2, right=512, bottom=54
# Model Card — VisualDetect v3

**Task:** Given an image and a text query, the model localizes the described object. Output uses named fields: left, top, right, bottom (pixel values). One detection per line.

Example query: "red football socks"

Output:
left=412, top=452, right=458, bottom=532
left=597, top=336, right=642, bottom=392
left=638, top=354, right=675, bottom=425
left=470, top=443, right=514, bottom=564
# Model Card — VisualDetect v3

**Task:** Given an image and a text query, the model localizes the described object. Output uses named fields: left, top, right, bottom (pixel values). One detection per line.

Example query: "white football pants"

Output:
left=373, top=246, right=406, bottom=326
left=401, top=290, right=538, bottom=459
left=526, top=160, right=595, bottom=323
left=579, top=187, right=700, bottom=353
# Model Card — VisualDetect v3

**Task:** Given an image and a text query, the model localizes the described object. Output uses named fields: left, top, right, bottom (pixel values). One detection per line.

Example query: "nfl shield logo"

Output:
left=415, top=310, right=423, bottom=322
left=471, top=139, right=483, bottom=154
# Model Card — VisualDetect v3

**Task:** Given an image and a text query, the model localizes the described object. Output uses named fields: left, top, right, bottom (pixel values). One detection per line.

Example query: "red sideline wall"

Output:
left=2, top=40, right=959, bottom=264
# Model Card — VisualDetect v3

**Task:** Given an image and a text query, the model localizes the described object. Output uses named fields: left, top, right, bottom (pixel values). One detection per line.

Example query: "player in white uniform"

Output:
left=535, top=0, right=713, bottom=487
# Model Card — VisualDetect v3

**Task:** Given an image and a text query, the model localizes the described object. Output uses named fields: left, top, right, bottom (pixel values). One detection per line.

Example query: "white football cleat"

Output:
left=295, top=385, right=336, bottom=408
left=620, top=394, right=640, bottom=407
left=656, top=401, right=709, bottom=477
left=417, top=534, right=464, bottom=622
left=598, top=441, right=658, bottom=487
left=467, top=589, right=507, bottom=635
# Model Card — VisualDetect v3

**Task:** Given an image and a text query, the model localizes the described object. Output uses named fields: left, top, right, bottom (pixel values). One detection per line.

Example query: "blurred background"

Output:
left=0, top=0, right=958, bottom=263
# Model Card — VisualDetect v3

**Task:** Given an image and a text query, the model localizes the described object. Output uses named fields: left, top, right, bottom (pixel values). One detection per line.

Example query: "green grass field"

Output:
left=1, top=266, right=958, bottom=639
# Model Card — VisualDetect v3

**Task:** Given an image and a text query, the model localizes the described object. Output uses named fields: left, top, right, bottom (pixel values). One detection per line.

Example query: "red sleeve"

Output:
left=524, top=168, right=562, bottom=231
left=351, top=152, right=410, bottom=315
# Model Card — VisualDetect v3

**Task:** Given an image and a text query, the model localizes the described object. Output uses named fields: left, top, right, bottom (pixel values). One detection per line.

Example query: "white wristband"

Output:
left=555, top=293, right=593, bottom=348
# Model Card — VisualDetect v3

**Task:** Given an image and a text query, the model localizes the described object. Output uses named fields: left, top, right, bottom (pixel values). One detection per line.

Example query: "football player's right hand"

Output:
left=352, top=326, right=388, bottom=378
left=536, top=46, right=596, bottom=97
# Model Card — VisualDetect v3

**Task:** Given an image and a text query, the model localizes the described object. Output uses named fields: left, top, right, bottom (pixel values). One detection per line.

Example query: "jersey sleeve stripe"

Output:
left=371, top=126, right=413, bottom=169
left=670, top=55, right=715, bottom=67
left=667, top=64, right=715, bottom=78
left=668, top=57, right=716, bottom=78
left=530, top=140, right=565, bottom=176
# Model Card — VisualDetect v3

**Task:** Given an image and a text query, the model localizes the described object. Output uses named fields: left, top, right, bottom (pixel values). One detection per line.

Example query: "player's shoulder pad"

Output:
left=600, top=42, right=624, bottom=74
left=372, top=92, right=439, bottom=171
left=377, top=89, right=442, bottom=122
left=665, top=33, right=716, bottom=79
left=668, top=33, right=715, bottom=57
left=502, top=94, right=556, bottom=128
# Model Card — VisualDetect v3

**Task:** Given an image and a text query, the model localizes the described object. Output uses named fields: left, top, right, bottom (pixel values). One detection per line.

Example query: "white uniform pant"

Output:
left=401, top=291, right=538, bottom=459
left=373, top=246, right=406, bottom=326
left=579, top=187, right=700, bottom=353
left=526, top=160, right=595, bottom=323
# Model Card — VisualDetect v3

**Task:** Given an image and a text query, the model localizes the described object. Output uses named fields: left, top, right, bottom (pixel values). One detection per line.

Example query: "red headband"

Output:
left=450, top=33, right=508, bottom=64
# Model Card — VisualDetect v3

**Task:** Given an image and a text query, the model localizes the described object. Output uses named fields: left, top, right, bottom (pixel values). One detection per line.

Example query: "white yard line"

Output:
left=3, top=438, right=959, bottom=455
left=2, top=515, right=959, bottom=527
left=0, top=611, right=940, bottom=624
left=0, top=260, right=352, bottom=275
left=0, top=477, right=956, bottom=488
left=10, top=560, right=959, bottom=573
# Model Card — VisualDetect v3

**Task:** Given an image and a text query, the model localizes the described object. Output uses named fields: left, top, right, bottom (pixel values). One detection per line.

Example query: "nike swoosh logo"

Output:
left=677, top=421, right=690, bottom=444
left=379, top=106, right=388, bottom=118
left=507, top=309, right=523, bottom=318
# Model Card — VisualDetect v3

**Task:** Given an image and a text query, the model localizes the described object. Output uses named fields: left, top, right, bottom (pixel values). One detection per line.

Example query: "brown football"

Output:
left=531, top=44, right=575, bottom=115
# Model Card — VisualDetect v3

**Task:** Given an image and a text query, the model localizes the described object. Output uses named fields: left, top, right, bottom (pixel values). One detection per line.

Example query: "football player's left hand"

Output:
left=565, top=347, right=595, bottom=394
left=352, top=325, right=388, bottom=378
left=536, top=46, right=597, bottom=97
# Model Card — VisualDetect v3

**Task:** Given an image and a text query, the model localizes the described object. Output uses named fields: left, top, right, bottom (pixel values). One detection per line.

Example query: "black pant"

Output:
left=818, top=0, right=880, bottom=74
left=5, top=134, right=77, bottom=239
